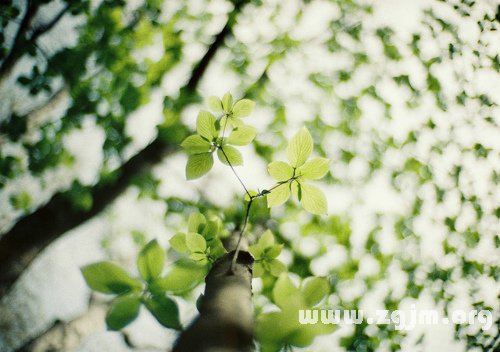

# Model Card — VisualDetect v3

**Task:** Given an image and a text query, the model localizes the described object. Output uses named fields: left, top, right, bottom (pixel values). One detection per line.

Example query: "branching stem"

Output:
left=218, top=140, right=298, bottom=272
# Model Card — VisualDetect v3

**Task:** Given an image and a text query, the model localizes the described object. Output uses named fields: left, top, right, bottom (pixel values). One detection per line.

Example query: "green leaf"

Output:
left=189, top=251, right=208, bottom=263
left=81, top=261, right=142, bottom=294
left=208, top=96, right=223, bottom=112
left=297, top=157, right=330, bottom=180
left=301, top=277, right=329, bottom=307
left=291, top=180, right=301, bottom=200
left=186, top=153, right=214, bottom=180
left=144, top=294, right=181, bottom=330
left=267, top=183, right=291, bottom=207
left=268, top=161, right=293, bottom=181
left=221, top=115, right=244, bottom=129
left=287, top=127, right=313, bottom=167
left=169, top=233, right=189, bottom=253
left=137, top=240, right=165, bottom=281
left=105, top=294, right=141, bottom=331
left=258, top=229, right=275, bottom=248
left=222, top=92, right=233, bottom=112
left=232, top=99, right=255, bottom=117
left=208, top=238, right=227, bottom=259
left=151, top=259, right=208, bottom=294
left=268, top=259, right=287, bottom=277
left=272, top=273, right=301, bottom=309
left=253, top=262, right=265, bottom=277
left=185, top=232, right=206, bottom=252
left=188, top=212, right=206, bottom=233
left=202, top=217, right=222, bottom=240
left=217, top=146, right=243, bottom=166
left=265, top=244, right=283, bottom=259
left=196, top=110, right=217, bottom=140
left=226, top=125, right=257, bottom=146
left=181, top=135, right=211, bottom=154
left=300, top=183, right=327, bottom=215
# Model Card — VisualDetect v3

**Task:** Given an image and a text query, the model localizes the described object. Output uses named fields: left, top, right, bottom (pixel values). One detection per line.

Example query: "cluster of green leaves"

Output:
left=81, top=240, right=181, bottom=331
left=81, top=211, right=229, bottom=332
left=256, top=273, right=332, bottom=351
left=266, top=127, right=330, bottom=215
left=169, top=212, right=227, bottom=265
left=181, top=92, right=256, bottom=179
left=248, top=230, right=286, bottom=277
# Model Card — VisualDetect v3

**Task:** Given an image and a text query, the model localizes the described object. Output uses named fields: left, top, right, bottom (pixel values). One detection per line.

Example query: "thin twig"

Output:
left=218, top=146, right=251, bottom=198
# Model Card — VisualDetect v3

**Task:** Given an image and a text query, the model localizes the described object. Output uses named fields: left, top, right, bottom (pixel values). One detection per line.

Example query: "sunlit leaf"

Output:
left=217, top=145, right=243, bottom=166
left=181, top=135, right=211, bottom=154
left=265, top=244, right=283, bottom=259
left=221, top=115, right=244, bottom=129
left=185, top=232, right=207, bottom=252
left=81, top=261, right=142, bottom=294
left=272, top=273, right=301, bottom=309
left=287, top=127, right=313, bottom=167
left=186, top=153, right=213, bottom=180
left=196, top=110, right=217, bottom=140
left=226, top=125, right=257, bottom=146
left=169, top=233, right=189, bottom=253
left=151, top=259, right=208, bottom=294
left=268, top=161, right=294, bottom=181
left=208, top=96, right=223, bottom=112
left=137, top=239, right=165, bottom=281
left=301, top=277, right=329, bottom=306
left=268, top=259, right=287, bottom=277
left=267, top=183, right=291, bottom=207
left=232, top=99, right=255, bottom=117
left=222, top=92, right=233, bottom=112
left=259, top=230, right=275, bottom=249
left=298, top=157, right=330, bottom=180
left=187, top=212, right=206, bottom=233
left=300, top=183, right=327, bottom=215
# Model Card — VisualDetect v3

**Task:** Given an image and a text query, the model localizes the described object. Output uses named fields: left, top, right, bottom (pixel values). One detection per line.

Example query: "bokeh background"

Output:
left=0, top=0, right=499, bottom=351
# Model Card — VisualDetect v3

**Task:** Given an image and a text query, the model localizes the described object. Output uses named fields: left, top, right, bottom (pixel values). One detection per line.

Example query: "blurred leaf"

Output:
left=81, top=262, right=141, bottom=294
left=144, top=294, right=181, bottom=330
left=106, top=294, right=141, bottom=331
left=137, top=240, right=165, bottom=281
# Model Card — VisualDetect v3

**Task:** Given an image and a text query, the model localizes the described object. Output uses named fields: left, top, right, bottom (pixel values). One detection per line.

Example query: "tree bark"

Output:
left=173, top=249, right=254, bottom=352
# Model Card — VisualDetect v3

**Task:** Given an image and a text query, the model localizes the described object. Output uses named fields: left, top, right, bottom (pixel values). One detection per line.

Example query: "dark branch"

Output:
left=28, top=4, right=71, bottom=43
left=0, top=2, right=246, bottom=297
left=0, top=0, right=39, bottom=79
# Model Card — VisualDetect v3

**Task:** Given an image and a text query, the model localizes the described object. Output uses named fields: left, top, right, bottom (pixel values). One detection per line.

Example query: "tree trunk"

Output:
left=173, top=248, right=254, bottom=352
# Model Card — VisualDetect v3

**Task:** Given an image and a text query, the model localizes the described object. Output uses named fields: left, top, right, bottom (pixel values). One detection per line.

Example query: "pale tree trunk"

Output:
left=173, top=241, right=254, bottom=352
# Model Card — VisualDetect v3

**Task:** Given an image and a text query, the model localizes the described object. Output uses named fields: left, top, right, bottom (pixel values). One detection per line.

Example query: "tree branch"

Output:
left=0, top=1, right=248, bottom=297
left=0, top=2, right=71, bottom=80
left=0, top=0, right=39, bottom=79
